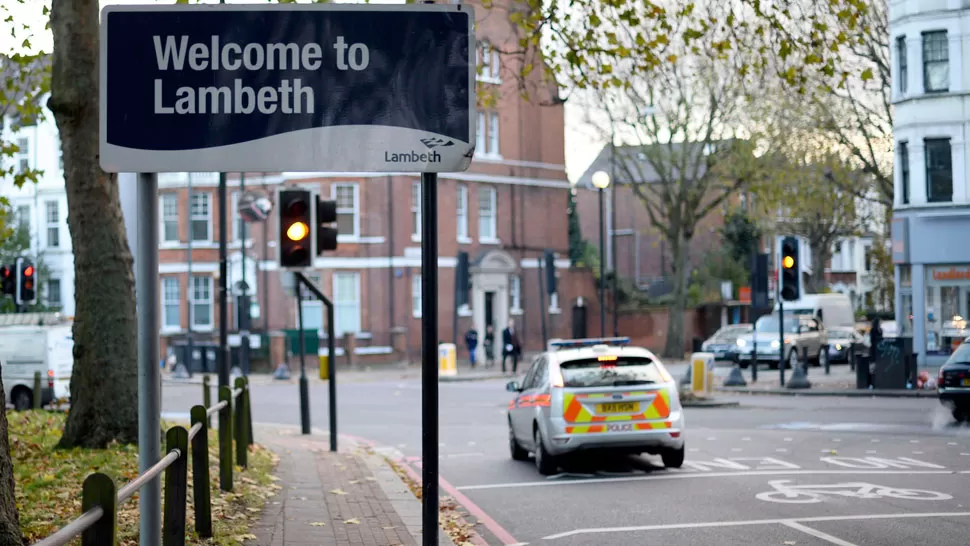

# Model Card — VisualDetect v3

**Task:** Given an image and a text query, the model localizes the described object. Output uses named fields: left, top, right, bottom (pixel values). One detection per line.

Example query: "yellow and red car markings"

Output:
left=510, top=393, right=551, bottom=409
left=562, top=389, right=671, bottom=425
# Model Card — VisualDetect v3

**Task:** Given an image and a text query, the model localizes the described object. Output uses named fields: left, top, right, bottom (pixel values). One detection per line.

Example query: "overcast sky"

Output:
left=1, top=0, right=601, bottom=182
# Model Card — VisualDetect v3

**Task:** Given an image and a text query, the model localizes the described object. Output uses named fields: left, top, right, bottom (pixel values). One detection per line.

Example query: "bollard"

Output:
left=80, top=473, right=117, bottom=546
left=750, top=343, right=758, bottom=383
left=219, top=386, right=233, bottom=492
left=723, top=354, right=747, bottom=387
left=33, top=370, right=41, bottom=409
left=244, top=376, right=254, bottom=447
left=190, top=406, right=213, bottom=538
left=234, top=377, right=248, bottom=469
left=822, top=343, right=830, bottom=375
left=786, top=346, right=812, bottom=389
left=162, top=426, right=189, bottom=546
left=849, top=342, right=856, bottom=372
left=202, top=375, right=212, bottom=427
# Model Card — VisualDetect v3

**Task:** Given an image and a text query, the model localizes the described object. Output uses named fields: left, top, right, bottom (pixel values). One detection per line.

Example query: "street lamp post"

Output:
left=591, top=170, right=611, bottom=337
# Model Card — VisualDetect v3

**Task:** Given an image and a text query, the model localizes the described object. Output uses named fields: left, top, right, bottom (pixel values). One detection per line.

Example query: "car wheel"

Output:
left=509, top=418, right=528, bottom=461
left=661, top=445, right=685, bottom=468
left=12, top=388, right=31, bottom=411
left=788, top=349, right=799, bottom=370
left=953, top=409, right=968, bottom=423
left=533, top=426, right=558, bottom=476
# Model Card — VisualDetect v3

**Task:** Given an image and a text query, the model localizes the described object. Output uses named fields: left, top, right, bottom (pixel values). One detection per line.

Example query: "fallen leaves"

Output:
left=330, top=488, right=348, bottom=495
left=385, top=458, right=479, bottom=545
left=344, top=518, right=361, bottom=525
left=310, top=522, right=328, bottom=527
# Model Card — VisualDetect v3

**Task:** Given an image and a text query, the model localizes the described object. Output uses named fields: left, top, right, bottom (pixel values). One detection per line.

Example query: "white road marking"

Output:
left=962, top=453, right=970, bottom=456
left=688, top=448, right=699, bottom=452
left=833, top=438, right=842, bottom=442
left=755, top=480, right=952, bottom=504
left=948, top=442, right=958, bottom=446
left=782, top=521, right=858, bottom=546
left=866, top=450, right=877, bottom=454
left=784, top=437, right=793, bottom=442
left=871, top=439, right=880, bottom=443
left=707, top=436, right=717, bottom=441
left=911, top=440, right=920, bottom=444
left=444, top=452, right=485, bottom=459
left=456, top=469, right=956, bottom=491
left=742, top=437, right=751, bottom=441
left=540, top=512, right=970, bottom=540
left=731, top=448, right=743, bottom=452
left=914, top=451, right=924, bottom=455
left=776, top=449, right=788, bottom=453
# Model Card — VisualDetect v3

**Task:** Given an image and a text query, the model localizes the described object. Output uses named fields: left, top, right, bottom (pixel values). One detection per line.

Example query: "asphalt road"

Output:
left=162, top=372, right=970, bottom=546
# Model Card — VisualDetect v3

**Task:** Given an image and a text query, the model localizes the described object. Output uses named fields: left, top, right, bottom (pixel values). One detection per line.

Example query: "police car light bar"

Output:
left=549, top=337, right=631, bottom=350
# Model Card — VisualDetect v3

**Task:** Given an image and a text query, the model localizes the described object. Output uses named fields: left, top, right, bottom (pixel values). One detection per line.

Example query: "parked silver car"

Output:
left=701, top=323, right=753, bottom=361
left=735, top=313, right=828, bottom=369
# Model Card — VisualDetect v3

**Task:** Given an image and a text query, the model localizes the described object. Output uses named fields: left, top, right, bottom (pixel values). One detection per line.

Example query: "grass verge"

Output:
left=10, top=410, right=280, bottom=545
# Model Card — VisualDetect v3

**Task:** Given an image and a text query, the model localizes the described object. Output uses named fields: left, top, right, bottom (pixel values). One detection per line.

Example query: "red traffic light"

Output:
left=0, top=266, right=9, bottom=278
left=23, top=265, right=34, bottom=277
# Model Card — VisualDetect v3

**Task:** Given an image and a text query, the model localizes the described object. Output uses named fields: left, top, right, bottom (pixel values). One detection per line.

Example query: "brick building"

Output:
left=155, top=2, right=589, bottom=369
left=574, top=143, right=734, bottom=287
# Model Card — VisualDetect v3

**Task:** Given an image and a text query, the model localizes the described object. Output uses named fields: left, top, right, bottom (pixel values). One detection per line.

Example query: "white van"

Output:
left=0, top=313, right=73, bottom=410
left=774, top=293, right=855, bottom=330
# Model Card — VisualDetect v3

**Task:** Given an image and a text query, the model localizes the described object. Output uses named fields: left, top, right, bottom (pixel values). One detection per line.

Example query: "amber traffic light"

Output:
left=780, top=237, right=799, bottom=302
left=278, top=189, right=314, bottom=269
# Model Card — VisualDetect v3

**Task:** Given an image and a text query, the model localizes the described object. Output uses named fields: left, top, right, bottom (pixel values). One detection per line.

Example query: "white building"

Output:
left=890, top=0, right=970, bottom=364
left=0, top=106, right=74, bottom=316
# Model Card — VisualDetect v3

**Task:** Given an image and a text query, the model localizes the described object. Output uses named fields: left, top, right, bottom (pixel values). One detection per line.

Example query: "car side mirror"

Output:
left=506, top=380, right=521, bottom=392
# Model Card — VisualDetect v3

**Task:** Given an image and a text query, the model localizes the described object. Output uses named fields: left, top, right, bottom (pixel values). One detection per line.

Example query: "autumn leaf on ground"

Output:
left=310, top=522, right=327, bottom=527
left=349, top=479, right=360, bottom=484
left=344, top=518, right=361, bottom=524
left=330, top=488, right=348, bottom=495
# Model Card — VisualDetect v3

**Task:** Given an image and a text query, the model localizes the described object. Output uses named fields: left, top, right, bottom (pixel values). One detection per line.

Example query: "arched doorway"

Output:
left=470, top=249, right=517, bottom=360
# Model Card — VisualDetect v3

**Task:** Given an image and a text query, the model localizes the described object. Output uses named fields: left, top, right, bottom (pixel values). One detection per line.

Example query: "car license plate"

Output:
left=596, top=402, right=639, bottom=414
left=962, top=378, right=970, bottom=387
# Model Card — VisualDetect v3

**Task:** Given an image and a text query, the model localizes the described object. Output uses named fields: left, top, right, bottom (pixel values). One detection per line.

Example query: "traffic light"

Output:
left=278, top=189, right=314, bottom=269
left=0, top=265, right=14, bottom=297
left=15, top=257, right=36, bottom=306
left=544, top=250, right=557, bottom=294
left=780, top=236, right=799, bottom=302
left=316, top=196, right=338, bottom=254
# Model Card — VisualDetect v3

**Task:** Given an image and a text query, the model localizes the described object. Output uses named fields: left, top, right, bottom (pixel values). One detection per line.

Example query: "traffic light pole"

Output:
left=293, top=279, right=311, bottom=435
left=420, top=172, right=439, bottom=546
left=294, top=272, right=337, bottom=452
left=779, top=298, right=785, bottom=387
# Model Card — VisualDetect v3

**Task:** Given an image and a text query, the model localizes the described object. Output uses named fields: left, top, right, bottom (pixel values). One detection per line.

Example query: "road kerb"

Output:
left=715, top=387, right=935, bottom=398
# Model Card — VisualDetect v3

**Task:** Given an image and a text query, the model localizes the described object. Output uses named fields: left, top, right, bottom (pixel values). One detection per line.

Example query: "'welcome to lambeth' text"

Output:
left=151, top=35, right=373, bottom=115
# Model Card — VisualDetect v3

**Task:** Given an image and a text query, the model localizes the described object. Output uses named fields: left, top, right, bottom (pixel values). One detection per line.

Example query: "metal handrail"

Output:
left=206, top=400, right=227, bottom=417
left=117, top=449, right=181, bottom=504
left=30, top=382, right=248, bottom=546
left=188, top=421, right=204, bottom=442
left=32, top=507, right=104, bottom=546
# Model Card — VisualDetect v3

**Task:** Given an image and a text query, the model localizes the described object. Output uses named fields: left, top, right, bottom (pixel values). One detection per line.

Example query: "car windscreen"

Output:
left=559, top=356, right=665, bottom=388
left=944, top=343, right=970, bottom=366
left=828, top=328, right=855, bottom=339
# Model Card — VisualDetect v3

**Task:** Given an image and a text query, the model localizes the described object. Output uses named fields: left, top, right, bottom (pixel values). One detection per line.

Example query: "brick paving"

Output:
left=248, top=427, right=421, bottom=546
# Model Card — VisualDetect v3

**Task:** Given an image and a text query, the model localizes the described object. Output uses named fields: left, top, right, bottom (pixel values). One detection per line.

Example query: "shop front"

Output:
left=893, top=213, right=970, bottom=365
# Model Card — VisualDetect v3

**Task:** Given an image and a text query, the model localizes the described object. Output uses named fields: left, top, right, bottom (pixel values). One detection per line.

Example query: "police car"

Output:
left=506, top=337, right=685, bottom=475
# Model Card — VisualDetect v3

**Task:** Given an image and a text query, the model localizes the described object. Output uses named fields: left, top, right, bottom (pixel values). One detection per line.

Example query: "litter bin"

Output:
left=318, top=354, right=329, bottom=380
left=872, top=336, right=912, bottom=390
left=438, top=343, right=457, bottom=377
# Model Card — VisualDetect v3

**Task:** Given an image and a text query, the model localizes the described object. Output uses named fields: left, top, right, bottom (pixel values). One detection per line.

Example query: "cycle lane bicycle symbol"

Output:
left=756, top=480, right=953, bottom=504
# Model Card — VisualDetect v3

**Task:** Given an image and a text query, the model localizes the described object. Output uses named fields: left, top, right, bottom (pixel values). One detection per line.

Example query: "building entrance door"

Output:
left=485, top=291, right=495, bottom=330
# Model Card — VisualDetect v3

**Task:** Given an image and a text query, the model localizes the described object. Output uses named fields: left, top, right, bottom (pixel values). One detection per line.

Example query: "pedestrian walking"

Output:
left=483, top=325, right=496, bottom=368
left=502, top=319, right=521, bottom=374
left=464, top=327, right=479, bottom=368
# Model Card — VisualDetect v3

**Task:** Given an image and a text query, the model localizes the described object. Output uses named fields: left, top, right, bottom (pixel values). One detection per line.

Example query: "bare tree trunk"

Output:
left=0, top=373, right=24, bottom=546
left=663, top=233, right=690, bottom=359
left=49, top=0, right=139, bottom=448
left=806, top=244, right=829, bottom=293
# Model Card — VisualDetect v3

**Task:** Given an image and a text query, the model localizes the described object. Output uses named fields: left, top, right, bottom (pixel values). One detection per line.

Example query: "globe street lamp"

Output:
left=591, top=170, right=611, bottom=336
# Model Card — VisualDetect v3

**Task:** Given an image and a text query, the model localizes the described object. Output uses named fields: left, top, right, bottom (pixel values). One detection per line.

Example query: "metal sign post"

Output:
left=135, top=174, right=161, bottom=546
left=295, top=272, right=338, bottom=452
left=420, top=173, right=439, bottom=546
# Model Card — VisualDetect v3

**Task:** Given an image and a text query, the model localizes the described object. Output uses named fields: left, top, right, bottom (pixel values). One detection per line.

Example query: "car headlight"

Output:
left=771, top=340, right=780, bottom=349
left=736, top=339, right=746, bottom=347
left=835, top=344, right=842, bottom=350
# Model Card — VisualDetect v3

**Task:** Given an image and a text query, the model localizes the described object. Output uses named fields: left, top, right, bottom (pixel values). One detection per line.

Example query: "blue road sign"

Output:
left=99, top=4, right=476, bottom=173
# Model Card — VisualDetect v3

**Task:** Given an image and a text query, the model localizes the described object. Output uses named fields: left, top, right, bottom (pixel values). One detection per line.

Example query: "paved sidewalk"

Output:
left=248, top=425, right=455, bottom=546
left=710, top=364, right=941, bottom=397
